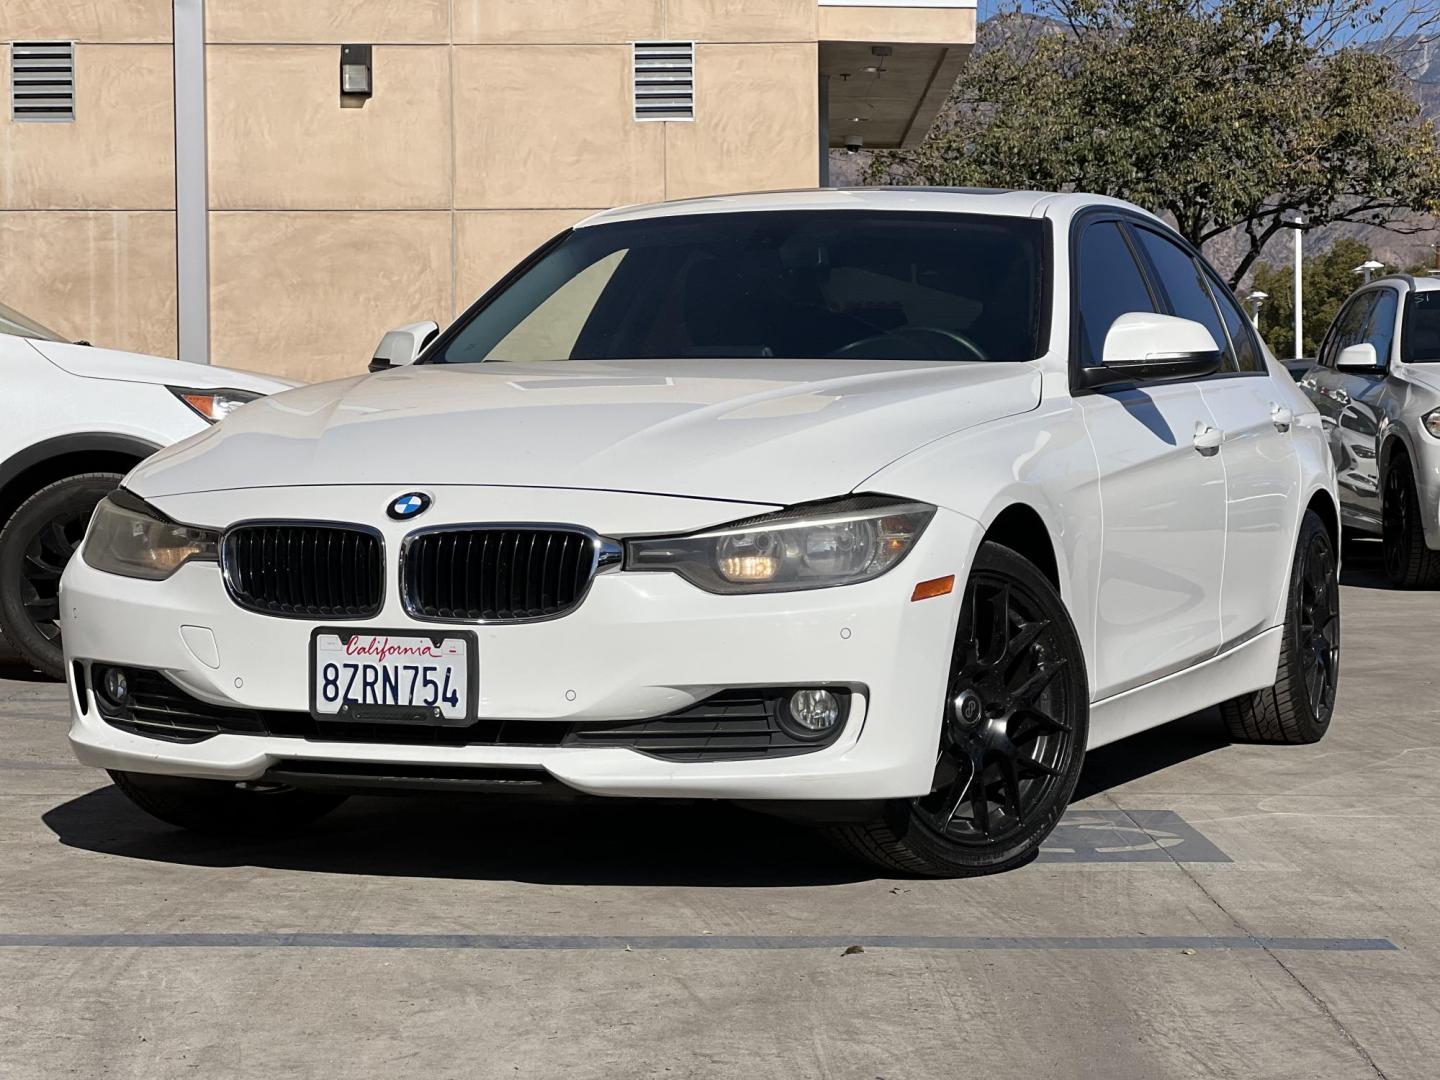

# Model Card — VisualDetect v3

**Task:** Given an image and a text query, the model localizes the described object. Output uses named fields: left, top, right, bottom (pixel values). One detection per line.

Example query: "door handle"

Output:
left=1193, top=424, right=1224, bottom=452
left=1271, top=404, right=1294, bottom=431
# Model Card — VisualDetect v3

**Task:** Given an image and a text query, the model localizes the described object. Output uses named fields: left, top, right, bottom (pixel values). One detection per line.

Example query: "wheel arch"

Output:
left=979, top=502, right=1060, bottom=591
left=0, top=433, right=160, bottom=529
left=1304, top=487, right=1340, bottom=549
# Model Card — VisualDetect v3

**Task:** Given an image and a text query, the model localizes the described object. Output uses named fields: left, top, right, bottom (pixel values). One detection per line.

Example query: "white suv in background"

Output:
left=0, top=301, right=290, bottom=678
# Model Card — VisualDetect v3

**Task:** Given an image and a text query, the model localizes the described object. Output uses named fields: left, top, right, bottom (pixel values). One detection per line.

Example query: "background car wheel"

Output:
left=1219, top=510, right=1338, bottom=744
left=109, top=770, right=348, bottom=836
left=0, top=472, right=123, bottom=679
left=1381, top=455, right=1440, bottom=588
left=824, top=541, right=1089, bottom=877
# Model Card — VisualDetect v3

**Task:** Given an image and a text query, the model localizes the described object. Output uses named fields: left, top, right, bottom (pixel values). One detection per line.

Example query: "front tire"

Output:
left=0, top=472, right=124, bottom=679
left=109, top=770, right=348, bottom=836
left=825, top=541, right=1089, bottom=877
left=1382, top=455, right=1440, bottom=588
left=1219, top=510, right=1339, bottom=744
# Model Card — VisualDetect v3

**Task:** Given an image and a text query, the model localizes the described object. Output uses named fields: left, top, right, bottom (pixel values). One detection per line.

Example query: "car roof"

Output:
left=574, top=187, right=1161, bottom=228
left=1365, top=273, right=1440, bottom=293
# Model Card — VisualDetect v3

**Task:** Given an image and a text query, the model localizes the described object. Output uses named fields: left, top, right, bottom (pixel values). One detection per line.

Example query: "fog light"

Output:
left=102, top=667, right=128, bottom=705
left=787, top=688, right=840, bottom=735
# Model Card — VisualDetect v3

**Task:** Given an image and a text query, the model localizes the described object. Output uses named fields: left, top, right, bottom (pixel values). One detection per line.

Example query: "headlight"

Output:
left=625, top=495, right=935, bottom=594
left=81, top=490, right=219, bottom=580
left=168, top=386, right=261, bottom=423
left=1424, top=409, right=1440, bottom=439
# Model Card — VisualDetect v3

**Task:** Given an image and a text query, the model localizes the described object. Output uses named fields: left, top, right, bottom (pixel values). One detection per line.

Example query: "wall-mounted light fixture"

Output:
left=340, top=44, right=372, bottom=102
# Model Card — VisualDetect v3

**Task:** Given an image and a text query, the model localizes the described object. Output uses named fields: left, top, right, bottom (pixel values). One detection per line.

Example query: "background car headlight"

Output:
left=1424, top=409, right=1440, bottom=439
left=625, top=494, right=935, bottom=593
left=81, top=491, right=219, bottom=580
left=168, top=386, right=261, bottom=423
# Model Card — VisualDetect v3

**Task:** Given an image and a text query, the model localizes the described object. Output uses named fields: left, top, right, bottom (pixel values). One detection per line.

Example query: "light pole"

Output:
left=1353, top=260, right=1385, bottom=284
left=1244, top=290, right=1268, bottom=331
left=1280, top=212, right=1306, bottom=358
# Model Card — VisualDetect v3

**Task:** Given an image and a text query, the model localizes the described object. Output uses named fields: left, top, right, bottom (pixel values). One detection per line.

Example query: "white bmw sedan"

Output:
left=60, top=189, right=1339, bottom=877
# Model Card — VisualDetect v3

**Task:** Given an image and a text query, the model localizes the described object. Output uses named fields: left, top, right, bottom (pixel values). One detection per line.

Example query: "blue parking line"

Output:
left=0, top=933, right=1397, bottom=952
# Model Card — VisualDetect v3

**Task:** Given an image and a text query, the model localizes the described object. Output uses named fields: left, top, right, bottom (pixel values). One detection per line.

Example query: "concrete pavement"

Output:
left=1, top=540, right=1436, bottom=1078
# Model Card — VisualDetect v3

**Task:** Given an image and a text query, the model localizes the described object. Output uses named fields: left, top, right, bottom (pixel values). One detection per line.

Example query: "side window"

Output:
left=1074, top=221, right=1157, bottom=368
left=1202, top=273, right=1264, bottom=373
left=1131, top=226, right=1235, bottom=372
left=1361, top=289, right=1399, bottom=367
left=1321, top=293, right=1377, bottom=367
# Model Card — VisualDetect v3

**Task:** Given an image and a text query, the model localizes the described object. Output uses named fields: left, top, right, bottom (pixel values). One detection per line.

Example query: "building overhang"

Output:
left=819, top=1, right=976, bottom=151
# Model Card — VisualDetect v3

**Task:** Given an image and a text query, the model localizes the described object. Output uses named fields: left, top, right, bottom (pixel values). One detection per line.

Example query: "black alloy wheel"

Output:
left=1382, top=457, right=1440, bottom=587
left=0, top=472, right=124, bottom=679
left=1219, top=510, right=1339, bottom=744
left=825, top=541, right=1088, bottom=877
left=1296, top=529, right=1340, bottom=727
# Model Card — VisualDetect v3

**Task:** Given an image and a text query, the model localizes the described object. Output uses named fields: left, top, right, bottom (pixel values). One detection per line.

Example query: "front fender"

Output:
left=860, top=399, right=1101, bottom=679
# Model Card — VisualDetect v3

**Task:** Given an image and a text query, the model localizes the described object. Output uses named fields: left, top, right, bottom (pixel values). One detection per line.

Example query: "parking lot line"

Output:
left=0, top=933, right=1398, bottom=951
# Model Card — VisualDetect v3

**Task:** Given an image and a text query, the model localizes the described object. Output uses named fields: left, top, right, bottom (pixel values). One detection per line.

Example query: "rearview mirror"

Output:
left=1335, top=343, right=1380, bottom=371
left=1093, top=312, right=1223, bottom=384
left=369, top=321, right=439, bottom=373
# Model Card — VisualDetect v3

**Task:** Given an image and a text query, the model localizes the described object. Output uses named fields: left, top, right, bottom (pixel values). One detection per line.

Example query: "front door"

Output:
left=1071, top=218, right=1226, bottom=701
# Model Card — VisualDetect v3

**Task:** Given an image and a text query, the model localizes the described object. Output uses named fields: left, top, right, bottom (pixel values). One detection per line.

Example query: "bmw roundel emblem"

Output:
left=388, top=492, right=432, bottom=520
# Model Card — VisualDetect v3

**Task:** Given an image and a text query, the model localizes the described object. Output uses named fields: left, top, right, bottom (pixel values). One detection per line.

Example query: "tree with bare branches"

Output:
left=871, top=0, right=1440, bottom=287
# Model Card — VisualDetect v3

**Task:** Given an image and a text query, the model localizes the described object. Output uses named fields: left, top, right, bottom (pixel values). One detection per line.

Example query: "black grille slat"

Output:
left=404, top=527, right=597, bottom=623
left=223, top=524, right=382, bottom=619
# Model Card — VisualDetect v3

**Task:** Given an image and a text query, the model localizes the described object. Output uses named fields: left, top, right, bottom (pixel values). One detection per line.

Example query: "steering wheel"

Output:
left=831, top=326, right=990, bottom=362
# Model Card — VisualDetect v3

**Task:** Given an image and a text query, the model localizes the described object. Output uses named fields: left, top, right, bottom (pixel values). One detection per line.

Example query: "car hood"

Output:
left=130, top=358, right=1042, bottom=506
left=29, top=339, right=296, bottom=394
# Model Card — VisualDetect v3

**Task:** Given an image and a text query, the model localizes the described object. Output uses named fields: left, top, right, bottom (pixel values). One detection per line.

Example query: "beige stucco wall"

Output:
left=208, top=211, right=451, bottom=382
left=0, top=45, right=175, bottom=210
left=665, top=43, right=818, bottom=199
left=454, top=45, right=666, bottom=210
left=0, top=211, right=177, bottom=356
left=818, top=4, right=975, bottom=44
left=207, top=45, right=452, bottom=209
left=453, top=0, right=663, bottom=44
left=0, top=0, right=173, bottom=43
left=206, top=0, right=451, bottom=44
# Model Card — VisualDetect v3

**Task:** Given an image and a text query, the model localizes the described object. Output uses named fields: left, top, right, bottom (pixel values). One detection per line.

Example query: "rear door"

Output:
left=1129, top=224, right=1300, bottom=649
left=1070, top=217, right=1226, bottom=699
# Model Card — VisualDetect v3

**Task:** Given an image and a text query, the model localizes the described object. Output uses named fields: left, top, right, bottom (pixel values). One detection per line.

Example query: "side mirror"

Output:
left=1092, top=312, right=1223, bottom=384
left=369, top=321, right=439, bottom=373
left=1335, top=343, right=1381, bottom=371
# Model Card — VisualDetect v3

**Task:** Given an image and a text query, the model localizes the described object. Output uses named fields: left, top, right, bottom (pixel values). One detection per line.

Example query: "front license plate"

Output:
left=311, top=629, right=476, bottom=723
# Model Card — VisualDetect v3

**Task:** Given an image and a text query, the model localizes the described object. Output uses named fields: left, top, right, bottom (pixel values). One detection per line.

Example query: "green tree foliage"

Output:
left=1252, top=237, right=1385, bottom=356
left=871, top=0, right=1440, bottom=287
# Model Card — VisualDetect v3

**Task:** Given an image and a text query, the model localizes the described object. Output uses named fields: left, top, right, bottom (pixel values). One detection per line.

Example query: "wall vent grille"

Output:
left=633, top=41, right=694, bottom=122
left=10, top=41, right=75, bottom=122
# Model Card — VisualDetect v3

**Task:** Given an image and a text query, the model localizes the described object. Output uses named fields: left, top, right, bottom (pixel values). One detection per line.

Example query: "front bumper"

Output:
left=61, top=486, right=979, bottom=801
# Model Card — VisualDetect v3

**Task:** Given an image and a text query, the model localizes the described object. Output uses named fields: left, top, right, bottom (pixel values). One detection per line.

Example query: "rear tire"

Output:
left=1381, top=455, right=1440, bottom=588
left=1219, top=510, right=1339, bottom=744
left=0, top=472, right=124, bottom=679
left=109, top=770, right=347, bottom=836
left=824, top=541, right=1088, bottom=877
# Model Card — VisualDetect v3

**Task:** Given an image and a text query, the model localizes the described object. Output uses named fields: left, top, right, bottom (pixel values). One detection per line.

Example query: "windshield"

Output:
left=429, top=210, right=1048, bottom=365
left=0, top=301, right=64, bottom=342
left=1404, top=289, right=1440, bottom=362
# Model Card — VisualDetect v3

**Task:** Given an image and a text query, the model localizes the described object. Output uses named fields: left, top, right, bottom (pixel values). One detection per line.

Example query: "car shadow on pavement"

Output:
left=41, top=785, right=882, bottom=886
left=1340, top=537, right=1390, bottom=589
left=42, top=709, right=1234, bottom=886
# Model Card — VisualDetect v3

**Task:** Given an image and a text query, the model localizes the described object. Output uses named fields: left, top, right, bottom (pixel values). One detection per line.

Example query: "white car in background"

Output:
left=0, top=302, right=290, bottom=678
left=62, top=189, right=1338, bottom=877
